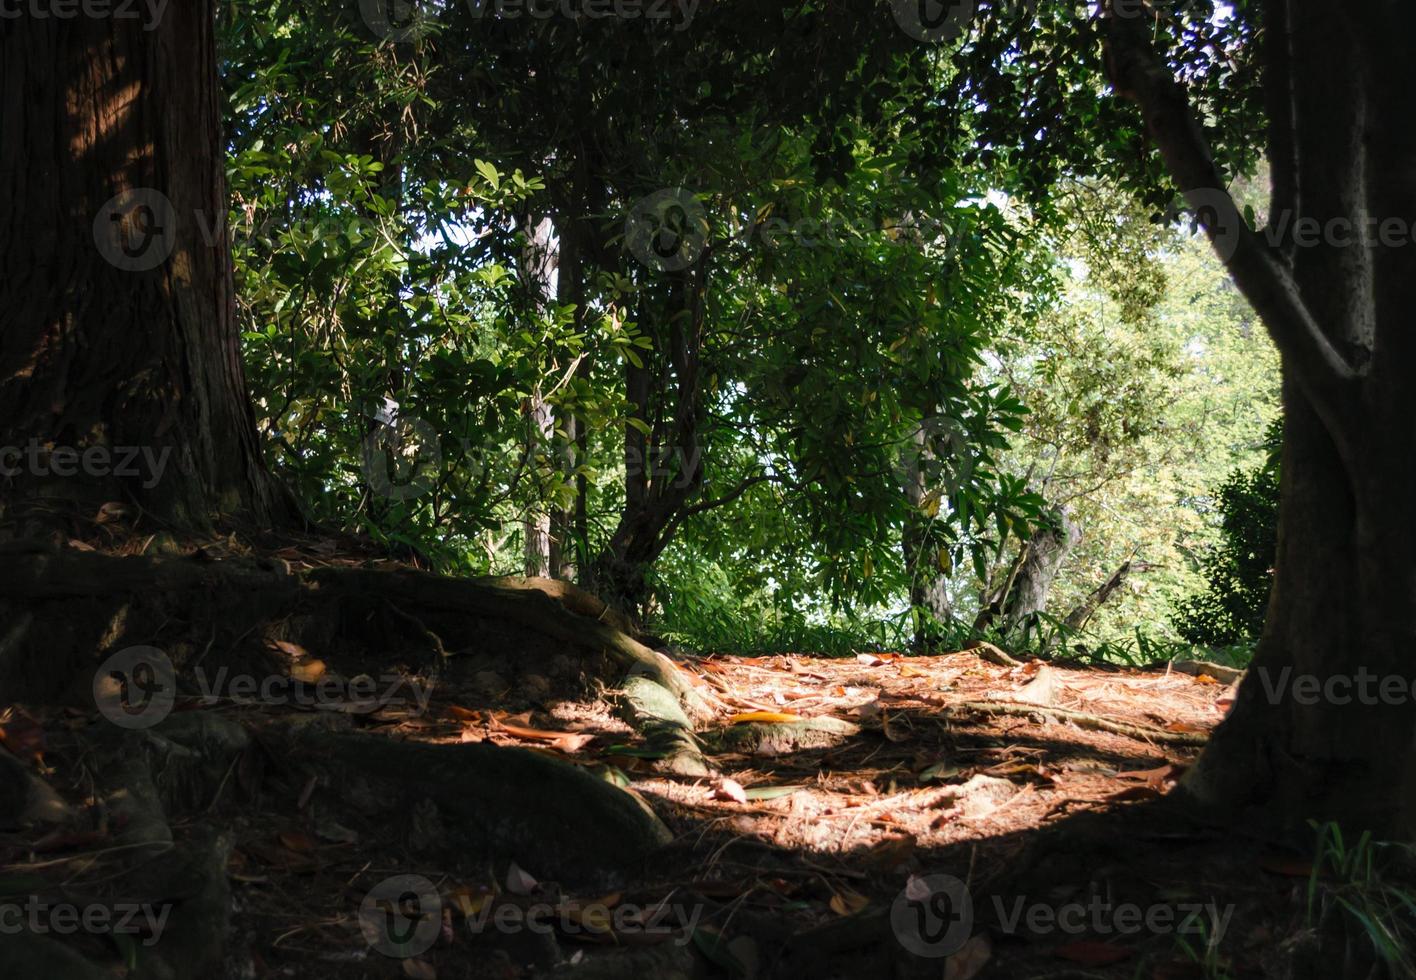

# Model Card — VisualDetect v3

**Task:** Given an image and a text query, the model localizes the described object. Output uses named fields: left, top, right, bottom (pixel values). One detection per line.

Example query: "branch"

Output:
left=1101, top=4, right=1362, bottom=401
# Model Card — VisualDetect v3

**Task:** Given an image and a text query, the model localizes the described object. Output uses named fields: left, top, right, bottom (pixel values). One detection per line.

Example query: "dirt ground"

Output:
left=0, top=534, right=1359, bottom=979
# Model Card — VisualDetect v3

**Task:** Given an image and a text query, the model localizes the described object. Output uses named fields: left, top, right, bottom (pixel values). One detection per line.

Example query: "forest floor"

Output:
left=0, top=533, right=1350, bottom=980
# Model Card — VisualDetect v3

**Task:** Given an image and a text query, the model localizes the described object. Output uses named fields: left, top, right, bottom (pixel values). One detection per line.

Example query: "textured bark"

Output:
left=521, top=216, right=557, bottom=578
left=902, top=424, right=954, bottom=647
left=0, top=4, right=292, bottom=532
left=1106, top=0, right=1416, bottom=838
left=1004, top=508, right=1080, bottom=633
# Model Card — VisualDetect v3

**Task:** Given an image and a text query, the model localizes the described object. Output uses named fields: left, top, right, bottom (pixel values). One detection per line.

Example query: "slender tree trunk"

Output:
left=1107, top=0, right=1416, bottom=837
left=521, top=216, right=557, bottom=578
left=902, top=425, right=953, bottom=647
left=0, top=4, right=292, bottom=534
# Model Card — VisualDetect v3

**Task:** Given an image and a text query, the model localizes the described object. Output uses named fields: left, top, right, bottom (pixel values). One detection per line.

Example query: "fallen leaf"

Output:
left=448, top=885, right=494, bottom=918
left=1052, top=940, right=1134, bottom=967
left=269, top=639, right=310, bottom=659
left=829, top=889, right=870, bottom=916
left=506, top=861, right=538, bottom=895
left=278, top=830, right=320, bottom=853
left=290, top=659, right=327, bottom=683
left=897, top=662, right=927, bottom=678
left=402, top=958, right=437, bottom=979
left=945, top=933, right=992, bottom=980
left=494, top=717, right=595, bottom=753
left=728, top=710, right=803, bottom=725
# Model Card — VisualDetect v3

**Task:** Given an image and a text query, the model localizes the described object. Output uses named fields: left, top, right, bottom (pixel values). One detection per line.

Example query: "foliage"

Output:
left=1173, top=420, right=1282, bottom=650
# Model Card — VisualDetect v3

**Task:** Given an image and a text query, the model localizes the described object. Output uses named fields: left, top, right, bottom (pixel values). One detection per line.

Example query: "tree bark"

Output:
left=1004, top=507, right=1080, bottom=634
left=902, top=423, right=954, bottom=646
left=0, top=4, right=293, bottom=533
left=520, top=216, right=557, bottom=578
left=1105, top=0, right=1416, bottom=838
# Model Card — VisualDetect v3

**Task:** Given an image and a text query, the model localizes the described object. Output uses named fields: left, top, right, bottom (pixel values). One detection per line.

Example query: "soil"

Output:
left=0, top=530, right=1391, bottom=979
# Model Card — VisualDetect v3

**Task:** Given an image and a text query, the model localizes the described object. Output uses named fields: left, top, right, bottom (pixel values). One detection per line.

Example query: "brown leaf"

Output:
left=402, top=959, right=437, bottom=979
left=945, top=933, right=993, bottom=980
left=290, top=659, right=327, bottom=684
left=269, top=639, right=310, bottom=659
left=829, top=889, right=870, bottom=916
left=494, top=717, right=594, bottom=752
left=1053, top=940, right=1134, bottom=967
left=278, top=830, right=320, bottom=853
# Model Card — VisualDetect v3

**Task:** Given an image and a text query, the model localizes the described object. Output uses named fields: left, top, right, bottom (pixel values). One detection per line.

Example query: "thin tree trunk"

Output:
left=902, top=423, right=953, bottom=646
left=0, top=4, right=293, bottom=534
left=521, top=216, right=557, bottom=578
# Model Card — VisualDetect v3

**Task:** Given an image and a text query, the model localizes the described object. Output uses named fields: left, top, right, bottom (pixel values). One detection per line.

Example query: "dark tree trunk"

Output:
left=1107, top=0, right=1416, bottom=838
left=594, top=270, right=708, bottom=616
left=0, top=4, right=292, bottom=534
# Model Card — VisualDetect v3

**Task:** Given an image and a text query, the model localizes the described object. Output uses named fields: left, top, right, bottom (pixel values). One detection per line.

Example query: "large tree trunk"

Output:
left=1106, top=0, right=1416, bottom=838
left=0, top=4, right=292, bottom=533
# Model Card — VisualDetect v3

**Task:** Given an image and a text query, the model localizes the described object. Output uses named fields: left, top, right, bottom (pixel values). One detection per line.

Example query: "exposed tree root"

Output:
left=951, top=699, right=1210, bottom=747
left=287, top=722, right=673, bottom=883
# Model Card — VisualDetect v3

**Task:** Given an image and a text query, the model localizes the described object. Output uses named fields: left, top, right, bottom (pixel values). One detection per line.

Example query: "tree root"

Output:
left=950, top=700, right=1210, bottom=747
left=288, top=723, right=673, bottom=883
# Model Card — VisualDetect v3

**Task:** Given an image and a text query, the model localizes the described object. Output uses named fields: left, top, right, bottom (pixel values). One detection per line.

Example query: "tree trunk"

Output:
left=521, top=216, right=557, bottom=578
left=1106, top=0, right=1416, bottom=838
left=902, top=424, right=954, bottom=647
left=1004, top=507, right=1080, bottom=634
left=0, top=4, right=292, bottom=533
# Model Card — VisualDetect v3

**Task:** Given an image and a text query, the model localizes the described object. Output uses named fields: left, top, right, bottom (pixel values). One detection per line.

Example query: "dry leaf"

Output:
left=1053, top=940, right=1134, bottom=967
left=269, top=639, right=310, bottom=659
left=828, top=889, right=870, bottom=916
left=728, top=710, right=803, bottom=725
left=506, top=861, right=538, bottom=895
left=402, top=959, right=436, bottom=979
left=945, top=933, right=992, bottom=980
left=290, top=659, right=327, bottom=683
